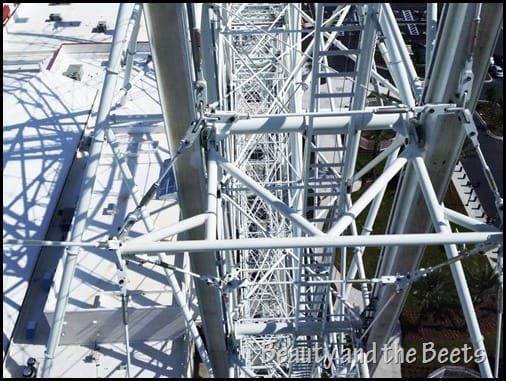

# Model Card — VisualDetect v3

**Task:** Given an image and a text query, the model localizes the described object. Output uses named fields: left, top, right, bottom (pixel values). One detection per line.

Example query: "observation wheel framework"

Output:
left=5, top=3, right=502, bottom=379
left=199, top=4, right=502, bottom=377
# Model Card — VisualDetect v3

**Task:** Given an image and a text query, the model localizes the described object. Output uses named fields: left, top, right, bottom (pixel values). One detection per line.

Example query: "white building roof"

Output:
left=3, top=3, right=192, bottom=378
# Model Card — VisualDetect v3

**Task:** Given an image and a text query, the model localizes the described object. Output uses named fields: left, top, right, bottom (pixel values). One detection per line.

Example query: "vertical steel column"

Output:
left=158, top=253, right=215, bottom=377
left=111, top=7, right=214, bottom=372
left=199, top=4, right=219, bottom=106
left=367, top=4, right=502, bottom=377
left=425, top=4, right=438, bottom=78
left=378, top=5, right=416, bottom=108
left=300, top=2, right=323, bottom=223
left=339, top=4, right=378, bottom=211
left=143, top=4, right=228, bottom=376
left=120, top=3, right=142, bottom=103
left=40, top=4, right=135, bottom=378
left=343, top=144, right=402, bottom=305
left=411, top=151, right=492, bottom=377
left=381, top=4, right=423, bottom=101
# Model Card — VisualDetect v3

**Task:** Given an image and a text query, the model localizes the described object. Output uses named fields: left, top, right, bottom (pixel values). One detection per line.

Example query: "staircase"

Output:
left=291, top=4, right=367, bottom=377
left=302, top=4, right=364, bottom=231
left=291, top=4, right=380, bottom=376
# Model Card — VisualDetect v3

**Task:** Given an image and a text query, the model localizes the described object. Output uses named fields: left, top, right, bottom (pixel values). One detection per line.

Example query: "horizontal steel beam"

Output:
left=215, top=111, right=407, bottom=137
left=118, top=232, right=501, bottom=255
left=443, top=207, right=502, bottom=233
left=234, top=320, right=362, bottom=337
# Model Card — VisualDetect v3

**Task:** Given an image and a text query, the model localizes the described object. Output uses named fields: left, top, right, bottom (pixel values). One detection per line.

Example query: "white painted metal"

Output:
left=119, top=3, right=143, bottom=104
left=118, top=232, right=501, bottom=255
left=426, top=4, right=438, bottom=75
left=367, top=4, right=502, bottom=378
left=4, top=2, right=503, bottom=379
left=411, top=150, right=492, bottom=377
left=41, top=5, right=136, bottom=377
left=143, top=4, right=229, bottom=377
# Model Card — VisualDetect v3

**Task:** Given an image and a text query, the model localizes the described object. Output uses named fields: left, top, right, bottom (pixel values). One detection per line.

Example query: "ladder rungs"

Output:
left=303, top=260, right=332, bottom=268
left=295, top=319, right=324, bottom=324
left=317, top=71, right=357, bottom=78
left=312, top=146, right=345, bottom=152
left=299, top=271, right=331, bottom=276
left=299, top=297, right=328, bottom=303
left=311, top=191, right=339, bottom=197
left=302, top=252, right=333, bottom=257
left=301, top=307, right=325, bottom=312
left=307, top=188, right=339, bottom=193
left=302, top=262, right=333, bottom=267
left=302, top=270, right=331, bottom=275
left=310, top=218, right=337, bottom=223
left=299, top=291, right=327, bottom=296
left=307, top=179, right=339, bottom=183
left=299, top=276, right=332, bottom=282
left=320, top=25, right=363, bottom=33
left=307, top=205, right=335, bottom=210
left=300, top=275, right=332, bottom=280
left=299, top=273, right=333, bottom=279
left=311, top=162, right=343, bottom=168
left=299, top=294, right=327, bottom=300
left=302, top=259, right=333, bottom=265
left=296, top=317, right=323, bottom=321
left=306, top=185, right=339, bottom=190
left=300, top=264, right=329, bottom=278
left=302, top=263, right=333, bottom=268
left=320, top=49, right=360, bottom=56
left=315, top=92, right=354, bottom=98
left=300, top=269, right=332, bottom=274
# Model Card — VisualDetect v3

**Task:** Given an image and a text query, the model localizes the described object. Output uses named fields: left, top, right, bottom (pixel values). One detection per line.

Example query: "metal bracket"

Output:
left=400, top=268, right=429, bottom=291
left=200, top=125, right=217, bottom=151
left=200, top=268, right=246, bottom=292
left=457, top=59, right=474, bottom=107
left=179, top=118, right=206, bottom=153
left=204, top=110, right=250, bottom=124
left=107, top=237, right=122, bottom=251
left=450, top=107, right=503, bottom=220
left=410, top=104, right=459, bottom=149
left=407, top=116, right=424, bottom=148
left=117, top=208, right=144, bottom=240
left=201, top=274, right=221, bottom=288
left=221, top=268, right=246, bottom=291
left=195, top=80, right=207, bottom=118
left=117, top=268, right=128, bottom=291
left=449, top=107, right=479, bottom=146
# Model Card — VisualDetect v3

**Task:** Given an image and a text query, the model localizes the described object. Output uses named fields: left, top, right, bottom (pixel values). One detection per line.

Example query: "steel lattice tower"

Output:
left=6, top=3, right=501, bottom=378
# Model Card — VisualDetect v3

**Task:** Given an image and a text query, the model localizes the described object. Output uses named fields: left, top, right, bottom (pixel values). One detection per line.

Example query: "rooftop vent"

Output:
left=63, top=64, right=83, bottom=81
left=47, top=13, right=62, bottom=22
left=93, top=20, right=107, bottom=33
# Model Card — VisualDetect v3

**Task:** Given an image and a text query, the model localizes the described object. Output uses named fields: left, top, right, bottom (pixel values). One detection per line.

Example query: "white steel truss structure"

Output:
left=4, top=3, right=503, bottom=379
